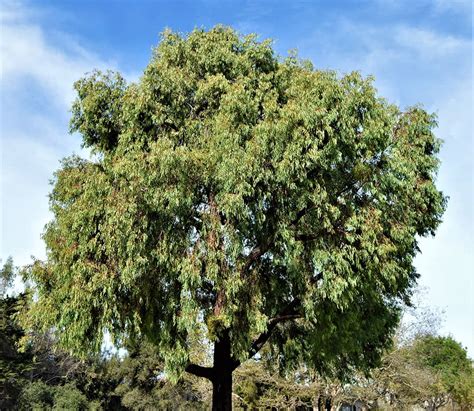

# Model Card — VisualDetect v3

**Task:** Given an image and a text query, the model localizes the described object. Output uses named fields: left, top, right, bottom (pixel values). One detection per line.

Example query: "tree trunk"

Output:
left=212, top=330, right=233, bottom=411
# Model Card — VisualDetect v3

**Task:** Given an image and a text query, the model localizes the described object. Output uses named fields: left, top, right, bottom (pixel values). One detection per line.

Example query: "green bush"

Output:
left=19, top=381, right=55, bottom=410
left=53, top=383, right=89, bottom=410
left=18, top=381, right=90, bottom=411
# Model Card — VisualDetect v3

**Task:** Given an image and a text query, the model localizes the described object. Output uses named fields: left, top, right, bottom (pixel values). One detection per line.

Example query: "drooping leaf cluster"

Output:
left=24, top=26, right=446, bottom=379
left=6, top=259, right=472, bottom=410
left=0, top=260, right=207, bottom=410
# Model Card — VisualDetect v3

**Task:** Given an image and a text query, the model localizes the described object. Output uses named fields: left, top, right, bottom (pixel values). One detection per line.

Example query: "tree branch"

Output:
left=241, top=201, right=317, bottom=274
left=295, top=233, right=318, bottom=242
left=269, top=314, right=302, bottom=323
left=292, top=204, right=315, bottom=226
left=231, top=297, right=302, bottom=371
left=185, top=363, right=214, bottom=381
left=231, top=271, right=324, bottom=371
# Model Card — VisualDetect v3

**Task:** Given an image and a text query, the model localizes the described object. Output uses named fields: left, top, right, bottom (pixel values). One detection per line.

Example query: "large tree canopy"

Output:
left=24, top=26, right=446, bottom=408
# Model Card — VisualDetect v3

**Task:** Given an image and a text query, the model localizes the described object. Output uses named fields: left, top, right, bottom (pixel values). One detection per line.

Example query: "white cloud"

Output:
left=432, top=0, right=472, bottom=13
left=0, top=1, right=122, bottom=265
left=1, top=130, right=61, bottom=262
left=394, top=26, right=471, bottom=59
left=1, top=13, right=113, bottom=109
left=370, top=0, right=472, bottom=15
left=0, top=0, right=28, bottom=22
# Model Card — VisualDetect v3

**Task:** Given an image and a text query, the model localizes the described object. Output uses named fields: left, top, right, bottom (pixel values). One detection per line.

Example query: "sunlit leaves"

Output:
left=26, top=26, right=446, bottom=379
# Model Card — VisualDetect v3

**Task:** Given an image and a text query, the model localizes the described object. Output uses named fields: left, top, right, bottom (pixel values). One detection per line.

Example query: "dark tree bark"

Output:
left=185, top=296, right=310, bottom=410
left=212, top=330, right=233, bottom=411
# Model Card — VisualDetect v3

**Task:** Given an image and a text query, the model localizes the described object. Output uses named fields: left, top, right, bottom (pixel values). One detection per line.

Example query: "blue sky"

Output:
left=1, top=0, right=472, bottom=354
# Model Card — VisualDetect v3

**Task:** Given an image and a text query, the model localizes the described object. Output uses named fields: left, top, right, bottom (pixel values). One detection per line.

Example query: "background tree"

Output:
left=337, top=333, right=473, bottom=410
left=109, top=339, right=210, bottom=410
left=413, top=336, right=474, bottom=410
left=0, top=257, right=15, bottom=298
left=234, top=360, right=323, bottom=409
left=23, top=26, right=446, bottom=409
left=0, top=259, right=117, bottom=410
left=18, top=381, right=91, bottom=411
left=0, top=290, right=31, bottom=407
left=0, top=259, right=45, bottom=409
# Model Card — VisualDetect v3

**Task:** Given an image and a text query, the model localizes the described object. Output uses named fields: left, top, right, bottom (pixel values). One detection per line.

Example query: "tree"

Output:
left=234, top=360, right=332, bottom=410
left=23, top=26, right=446, bottom=409
left=0, top=292, right=31, bottom=408
left=0, top=259, right=96, bottom=410
left=111, top=343, right=210, bottom=410
left=1, top=259, right=37, bottom=409
left=18, top=381, right=91, bottom=411
left=0, top=257, right=15, bottom=298
left=338, top=333, right=473, bottom=410
left=413, top=336, right=474, bottom=410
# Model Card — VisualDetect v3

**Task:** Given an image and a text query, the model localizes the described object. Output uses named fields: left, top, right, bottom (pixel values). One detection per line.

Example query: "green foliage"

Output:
left=52, top=383, right=90, bottom=410
left=24, top=25, right=446, bottom=383
left=1, top=260, right=34, bottom=409
left=18, top=382, right=90, bottom=411
left=70, top=70, right=126, bottom=152
left=414, top=336, right=471, bottom=387
left=0, top=263, right=205, bottom=410
left=0, top=260, right=99, bottom=410
left=413, top=336, right=474, bottom=408
left=109, top=341, right=209, bottom=410
left=4, top=275, right=472, bottom=410
left=234, top=360, right=323, bottom=409
left=19, top=381, right=55, bottom=410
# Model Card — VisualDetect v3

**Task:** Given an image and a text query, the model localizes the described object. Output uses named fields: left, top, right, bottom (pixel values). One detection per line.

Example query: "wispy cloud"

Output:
left=394, top=26, right=471, bottom=59
left=0, top=2, right=116, bottom=108
left=371, top=0, right=472, bottom=15
left=0, top=1, right=126, bottom=264
left=432, top=0, right=472, bottom=13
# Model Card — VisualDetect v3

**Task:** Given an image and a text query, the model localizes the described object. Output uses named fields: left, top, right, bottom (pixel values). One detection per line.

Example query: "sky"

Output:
left=1, top=0, right=472, bottom=354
